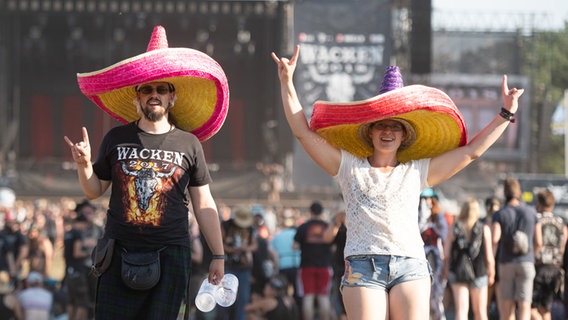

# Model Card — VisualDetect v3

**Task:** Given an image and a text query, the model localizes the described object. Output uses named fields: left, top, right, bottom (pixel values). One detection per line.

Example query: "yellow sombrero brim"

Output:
left=311, top=85, right=467, bottom=162
left=77, top=48, right=229, bottom=141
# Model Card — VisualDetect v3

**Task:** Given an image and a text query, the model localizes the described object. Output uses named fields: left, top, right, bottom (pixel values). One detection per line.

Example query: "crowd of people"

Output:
left=1, top=183, right=567, bottom=320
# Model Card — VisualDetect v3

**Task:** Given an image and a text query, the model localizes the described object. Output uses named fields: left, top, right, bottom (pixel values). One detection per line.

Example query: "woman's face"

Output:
left=368, top=119, right=406, bottom=152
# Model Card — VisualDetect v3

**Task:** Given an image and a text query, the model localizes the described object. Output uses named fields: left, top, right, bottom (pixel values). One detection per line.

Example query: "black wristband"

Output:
left=211, top=254, right=225, bottom=260
left=499, top=107, right=515, bottom=123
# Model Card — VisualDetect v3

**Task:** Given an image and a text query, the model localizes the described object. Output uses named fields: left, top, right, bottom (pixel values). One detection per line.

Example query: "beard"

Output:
left=142, top=106, right=166, bottom=122
left=137, top=99, right=170, bottom=122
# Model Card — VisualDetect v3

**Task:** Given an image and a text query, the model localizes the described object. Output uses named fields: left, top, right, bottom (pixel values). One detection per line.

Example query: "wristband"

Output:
left=211, top=254, right=225, bottom=260
left=499, top=108, right=515, bottom=123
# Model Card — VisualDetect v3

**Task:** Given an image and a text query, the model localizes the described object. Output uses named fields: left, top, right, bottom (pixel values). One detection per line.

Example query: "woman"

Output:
left=271, top=45, right=523, bottom=320
left=444, top=198, right=495, bottom=320
left=244, top=275, right=299, bottom=320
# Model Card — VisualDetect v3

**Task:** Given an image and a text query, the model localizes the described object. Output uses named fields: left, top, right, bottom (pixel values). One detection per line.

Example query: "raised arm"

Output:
left=64, top=127, right=110, bottom=199
left=271, top=45, right=341, bottom=176
left=427, top=75, right=524, bottom=186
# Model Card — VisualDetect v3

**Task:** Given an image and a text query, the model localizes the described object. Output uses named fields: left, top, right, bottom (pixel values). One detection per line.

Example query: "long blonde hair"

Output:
left=457, top=198, right=480, bottom=239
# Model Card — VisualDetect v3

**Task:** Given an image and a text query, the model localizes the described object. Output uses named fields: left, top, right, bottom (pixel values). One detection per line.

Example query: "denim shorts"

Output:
left=448, top=272, right=488, bottom=288
left=341, top=255, right=431, bottom=292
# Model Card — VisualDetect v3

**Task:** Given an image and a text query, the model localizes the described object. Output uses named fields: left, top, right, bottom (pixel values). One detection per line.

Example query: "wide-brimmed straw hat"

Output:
left=233, top=206, right=254, bottom=229
left=310, top=66, right=467, bottom=163
left=77, top=25, right=229, bottom=141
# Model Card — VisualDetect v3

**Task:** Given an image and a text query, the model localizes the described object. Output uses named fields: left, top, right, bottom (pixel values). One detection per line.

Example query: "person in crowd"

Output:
left=17, top=272, right=53, bottom=320
left=221, top=206, right=259, bottom=320
left=2, top=220, right=28, bottom=278
left=491, top=178, right=542, bottom=320
left=294, top=201, right=332, bottom=320
left=63, top=200, right=101, bottom=320
left=63, top=25, right=226, bottom=319
left=444, top=198, right=495, bottom=320
left=484, top=197, right=501, bottom=226
left=270, top=208, right=301, bottom=307
left=245, top=274, right=299, bottom=320
left=26, top=224, right=53, bottom=282
left=0, top=224, right=16, bottom=277
left=483, top=196, right=501, bottom=319
left=418, top=187, right=448, bottom=320
left=323, top=210, right=347, bottom=320
left=272, top=44, right=524, bottom=319
left=531, top=189, right=567, bottom=320
left=251, top=210, right=278, bottom=301
left=0, top=270, right=23, bottom=320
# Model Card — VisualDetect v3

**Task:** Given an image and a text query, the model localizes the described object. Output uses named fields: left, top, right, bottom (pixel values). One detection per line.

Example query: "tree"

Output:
left=521, top=22, right=568, bottom=174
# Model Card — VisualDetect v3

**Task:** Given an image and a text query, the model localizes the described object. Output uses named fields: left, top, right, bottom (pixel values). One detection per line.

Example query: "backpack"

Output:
left=451, top=221, right=483, bottom=283
left=510, top=207, right=529, bottom=256
left=538, top=212, right=564, bottom=265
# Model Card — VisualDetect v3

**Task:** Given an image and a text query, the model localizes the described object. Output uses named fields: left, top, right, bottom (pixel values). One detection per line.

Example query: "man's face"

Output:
left=135, top=81, right=175, bottom=122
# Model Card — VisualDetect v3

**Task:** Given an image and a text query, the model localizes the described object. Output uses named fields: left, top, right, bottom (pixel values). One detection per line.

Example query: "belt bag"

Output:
left=121, top=247, right=166, bottom=290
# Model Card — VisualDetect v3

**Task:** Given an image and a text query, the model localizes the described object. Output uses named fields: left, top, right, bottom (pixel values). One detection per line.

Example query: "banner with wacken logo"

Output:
left=294, top=0, right=393, bottom=118
left=290, top=0, right=393, bottom=188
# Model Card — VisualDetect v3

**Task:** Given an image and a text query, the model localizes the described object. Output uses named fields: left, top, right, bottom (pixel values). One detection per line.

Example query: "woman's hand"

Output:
left=501, top=74, right=524, bottom=114
left=271, top=45, right=300, bottom=83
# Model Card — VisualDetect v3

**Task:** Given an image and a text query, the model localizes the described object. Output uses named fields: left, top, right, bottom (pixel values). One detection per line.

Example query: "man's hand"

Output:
left=64, top=127, right=92, bottom=167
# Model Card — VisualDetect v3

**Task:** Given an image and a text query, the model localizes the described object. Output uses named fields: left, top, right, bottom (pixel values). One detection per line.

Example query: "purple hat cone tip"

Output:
left=378, top=66, right=404, bottom=94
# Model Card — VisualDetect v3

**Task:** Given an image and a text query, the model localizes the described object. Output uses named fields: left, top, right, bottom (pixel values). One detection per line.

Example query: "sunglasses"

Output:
left=137, top=85, right=171, bottom=95
left=372, top=122, right=404, bottom=132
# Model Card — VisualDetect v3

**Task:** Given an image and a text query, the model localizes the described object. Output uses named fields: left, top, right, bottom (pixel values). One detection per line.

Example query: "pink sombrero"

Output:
left=77, top=25, right=229, bottom=141
left=310, top=66, right=467, bottom=163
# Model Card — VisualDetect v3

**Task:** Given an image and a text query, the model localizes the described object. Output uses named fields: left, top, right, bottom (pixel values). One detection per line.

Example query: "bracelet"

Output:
left=211, top=254, right=225, bottom=260
left=499, top=107, right=515, bottom=123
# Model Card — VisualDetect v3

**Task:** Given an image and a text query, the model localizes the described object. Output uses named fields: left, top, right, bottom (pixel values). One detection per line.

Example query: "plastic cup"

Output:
left=214, top=273, right=239, bottom=307
left=195, top=278, right=217, bottom=312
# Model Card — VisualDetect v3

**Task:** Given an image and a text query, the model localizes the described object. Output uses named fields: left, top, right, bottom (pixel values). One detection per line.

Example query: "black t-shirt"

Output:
left=0, top=232, right=14, bottom=272
left=294, top=219, right=332, bottom=268
left=93, top=122, right=212, bottom=247
left=64, top=228, right=88, bottom=271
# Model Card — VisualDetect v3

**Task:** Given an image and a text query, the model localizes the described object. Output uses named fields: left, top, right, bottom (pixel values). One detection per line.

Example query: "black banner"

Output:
left=292, top=0, right=393, bottom=187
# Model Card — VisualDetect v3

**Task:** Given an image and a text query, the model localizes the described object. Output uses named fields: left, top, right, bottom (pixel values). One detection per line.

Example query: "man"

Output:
left=18, top=271, right=53, bottom=320
left=271, top=208, right=301, bottom=306
left=491, top=178, right=542, bottom=320
left=531, top=189, right=567, bottom=320
left=63, top=200, right=102, bottom=320
left=294, top=201, right=332, bottom=320
left=64, top=25, right=227, bottom=319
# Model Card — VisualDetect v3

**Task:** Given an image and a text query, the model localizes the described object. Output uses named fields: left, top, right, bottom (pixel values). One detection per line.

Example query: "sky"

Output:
left=432, top=0, right=568, bottom=30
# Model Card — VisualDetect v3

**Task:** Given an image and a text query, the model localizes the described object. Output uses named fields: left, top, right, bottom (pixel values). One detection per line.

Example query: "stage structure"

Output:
left=0, top=0, right=292, bottom=196
left=0, top=0, right=546, bottom=199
